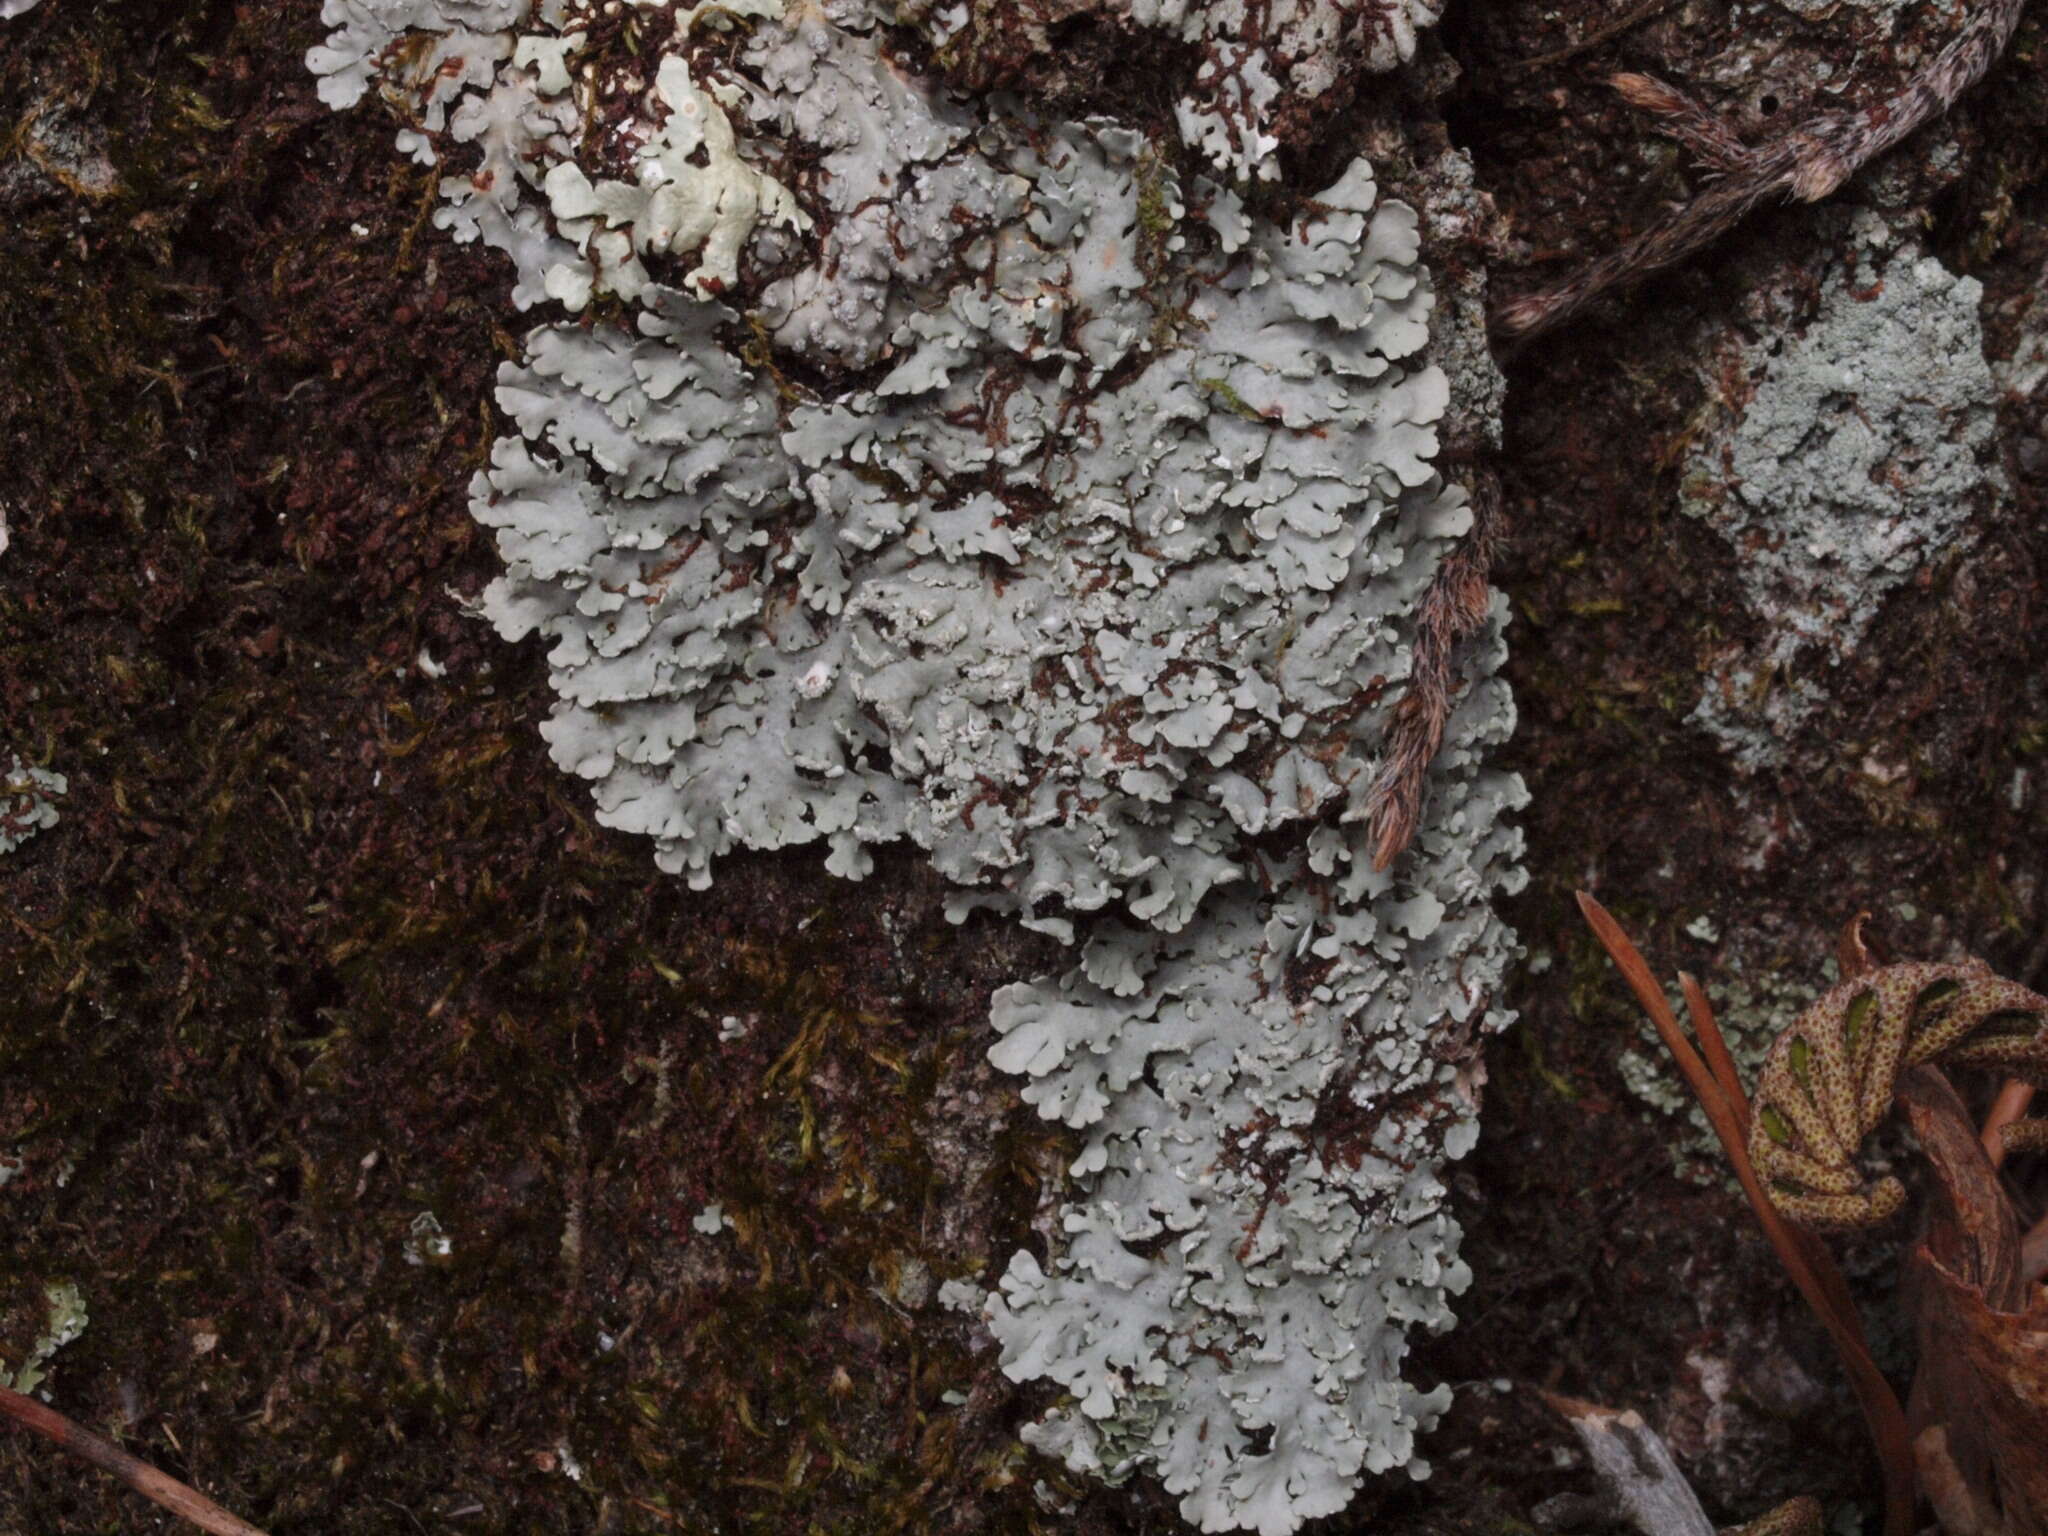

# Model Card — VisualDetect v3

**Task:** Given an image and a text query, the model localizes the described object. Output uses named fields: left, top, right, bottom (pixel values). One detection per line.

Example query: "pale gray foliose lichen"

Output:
left=1147, top=0, right=1443, bottom=183
left=1683, top=213, right=1999, bottom=770
left=311, top=2, right=1524, bottom=1528
left=1, top=754, right=64, bottom=855
left=893, top=0, right=1444, bottom=182
left=0, top=1281, right=87, bottom=1397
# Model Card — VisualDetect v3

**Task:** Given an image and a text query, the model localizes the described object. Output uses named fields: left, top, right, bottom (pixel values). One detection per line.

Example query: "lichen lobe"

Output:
left=308, top=1, right=1526, bottom=1529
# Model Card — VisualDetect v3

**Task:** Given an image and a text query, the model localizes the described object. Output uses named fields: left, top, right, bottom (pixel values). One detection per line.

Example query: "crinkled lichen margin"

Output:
left=1, top=753, right=64, bottom=856
left=896, top=0, right=1447, bottom=183
left=309, top=1, right=1526, bottom=1529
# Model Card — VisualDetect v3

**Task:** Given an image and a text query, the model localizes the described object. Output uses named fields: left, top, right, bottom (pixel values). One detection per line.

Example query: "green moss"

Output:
left=0, top=3, right=1083, bottom=1529
left=1513, top=1020, right=1579, bottom=1101
left=1193, top=374, right=1268, bottom=422
left=1134, top=140, right=1177, bottom=271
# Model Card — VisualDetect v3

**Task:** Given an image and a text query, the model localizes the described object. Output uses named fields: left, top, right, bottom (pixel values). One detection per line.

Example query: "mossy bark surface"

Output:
left=4, top=0, right=2048, bottom=1530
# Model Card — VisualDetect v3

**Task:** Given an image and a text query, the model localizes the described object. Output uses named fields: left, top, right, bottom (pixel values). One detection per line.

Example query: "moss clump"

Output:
left=0, top=2, right=1090, bottom=1530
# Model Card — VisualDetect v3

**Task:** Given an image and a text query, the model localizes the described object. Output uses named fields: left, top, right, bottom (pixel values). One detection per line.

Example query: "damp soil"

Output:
left=3, top=1, right=2048, bottom=1533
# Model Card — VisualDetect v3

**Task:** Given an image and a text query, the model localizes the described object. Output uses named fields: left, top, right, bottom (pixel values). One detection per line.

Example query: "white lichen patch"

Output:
left=1, top=753, right=64, bottom=855
left=1682, top=216, right=2000, bottom=770
left=313, top=2, right=1524, bottom=1529
left=538, top=53, right=810, bottom=307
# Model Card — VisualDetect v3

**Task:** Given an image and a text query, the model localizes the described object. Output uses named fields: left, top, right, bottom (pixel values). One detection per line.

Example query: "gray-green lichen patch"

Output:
left=312, top=2, right=1524, bottom=1529
left=1, top=752, right=63, bottom=855
left=1997, top=328, right=2048, bottom=402
left=1413, top=145, right=1508, bottom=454
left=1754, top=0, right=1911, bottom=33
left=1990, top=254, right=2048, bottom=405
left=1681, top=214, right=2001, bottom=771
left=890, top=0, right=1442, bottom=183
left=0, top=1280, right=86, bottom=1396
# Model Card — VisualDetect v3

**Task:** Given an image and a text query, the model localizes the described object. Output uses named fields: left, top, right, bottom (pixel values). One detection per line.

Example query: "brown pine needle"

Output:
left=1836, top=912, right=1878, bottom=982
left=0, top=1384, right=270, bottom=1536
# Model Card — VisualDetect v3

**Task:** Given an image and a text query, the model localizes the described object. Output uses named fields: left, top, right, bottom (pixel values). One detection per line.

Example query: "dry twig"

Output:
left=1544, top=1392, right=1822, bottom=1536
left=0, top=1384, right=270, bottom=1536
left=1506, top=0, right=1685, bottom=76
left=1544, top=1392, right=1716, bottom=1536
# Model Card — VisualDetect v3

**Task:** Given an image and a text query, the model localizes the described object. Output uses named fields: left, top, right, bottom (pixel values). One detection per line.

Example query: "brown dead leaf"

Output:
left=1836, top=911, right=1878, bottom=982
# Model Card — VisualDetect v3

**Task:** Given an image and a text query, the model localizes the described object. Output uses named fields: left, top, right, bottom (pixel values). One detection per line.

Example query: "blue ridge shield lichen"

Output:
left=310, top=1, right=1526, bottom=1528
left=0, top=754, right=64, bottom=856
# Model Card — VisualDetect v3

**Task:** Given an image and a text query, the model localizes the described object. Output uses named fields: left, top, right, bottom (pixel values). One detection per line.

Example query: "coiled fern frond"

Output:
left=1748, top=961, right=2048, bottom=1230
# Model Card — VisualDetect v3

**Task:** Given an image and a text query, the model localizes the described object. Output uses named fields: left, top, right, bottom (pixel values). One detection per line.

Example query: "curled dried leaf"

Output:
left=1900, top=1069, right=2048, bottom=1533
